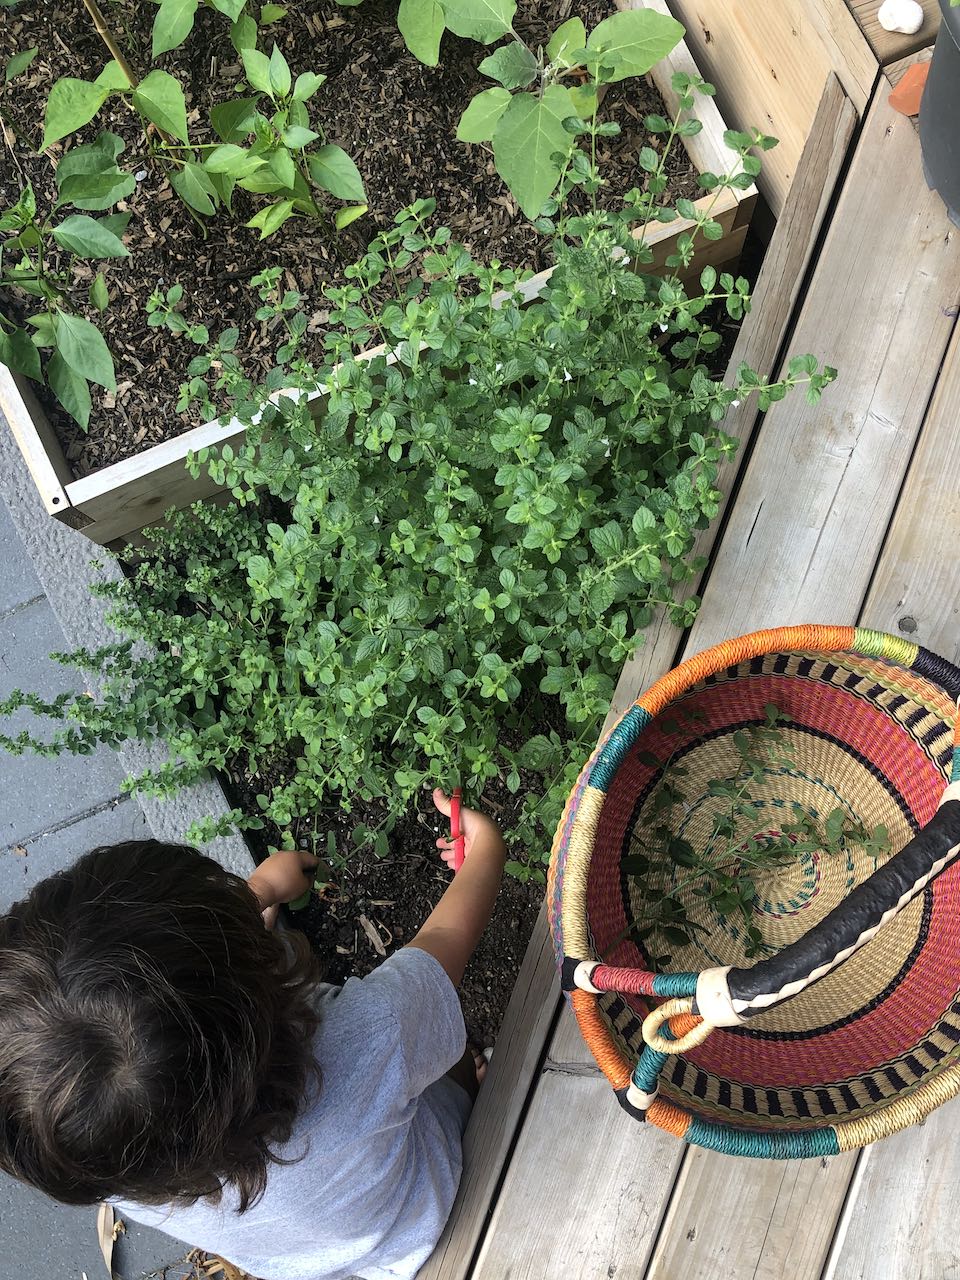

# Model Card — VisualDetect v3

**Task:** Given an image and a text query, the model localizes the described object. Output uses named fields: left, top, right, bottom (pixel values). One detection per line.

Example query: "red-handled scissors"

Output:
left=450, top=787, right=466, bottom=872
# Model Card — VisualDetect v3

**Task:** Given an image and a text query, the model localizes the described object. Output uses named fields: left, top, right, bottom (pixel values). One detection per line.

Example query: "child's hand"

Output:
left=248, top=849, right=319, bottom=926
left=432, top=789, right=505, bottom=871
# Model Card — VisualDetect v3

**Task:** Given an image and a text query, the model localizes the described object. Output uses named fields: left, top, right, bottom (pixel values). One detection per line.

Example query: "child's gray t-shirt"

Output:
left=115, top=946, right=469, bottom=1280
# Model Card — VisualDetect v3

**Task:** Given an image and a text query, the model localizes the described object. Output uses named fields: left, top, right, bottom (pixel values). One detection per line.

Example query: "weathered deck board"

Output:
left=845, top=0, right=940, bottom=64
left=420, top=77, right=859, bottom=1280
left=633, top=86, right=960, bottom=1280
left=686, top=89, right=960, bottom=656
left=646, top=1148, right=859, bottom=1280
left=862, top=320, right=960, bottom=665
left=472, top=1013, right=683, bottom=1280
left=885, top=44, right=934, bottom=88
left=663, top=1, right=875, bottom=214
left=812, top=318, right=960, bottom=1280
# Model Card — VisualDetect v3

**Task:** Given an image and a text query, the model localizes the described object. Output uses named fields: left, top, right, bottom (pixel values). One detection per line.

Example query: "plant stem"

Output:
left=80, top=0, right=140, bottom=88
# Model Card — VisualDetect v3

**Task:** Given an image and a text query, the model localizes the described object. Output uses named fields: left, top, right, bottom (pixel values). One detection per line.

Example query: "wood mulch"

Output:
left=0, top=0, right=701, bottom=477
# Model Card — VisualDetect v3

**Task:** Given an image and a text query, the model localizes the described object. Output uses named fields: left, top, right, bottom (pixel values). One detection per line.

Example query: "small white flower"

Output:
left=468, top=377, right=477, bottom=386
left=732, top=398, right=741, bottom=408
left=563, top=369, right=572, bottom=382
left=495, top=362, right=502, bottom=372
left=611, top=284, right=617, bottom=296
left=373, top=515, right=380, bottom=525
left=135, top=169, right=147, bottom=181
left=659, top=323, right=668, bottom=332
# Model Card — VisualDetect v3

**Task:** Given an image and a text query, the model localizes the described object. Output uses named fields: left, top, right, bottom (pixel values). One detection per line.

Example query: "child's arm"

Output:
left=406, top=790, right=506, bottom=987
left=248, top=849, right=318, bottom=928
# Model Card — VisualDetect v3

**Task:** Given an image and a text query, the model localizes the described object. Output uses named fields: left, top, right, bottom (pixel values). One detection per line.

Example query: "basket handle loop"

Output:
left=641, top=997, right=714, bottom=1053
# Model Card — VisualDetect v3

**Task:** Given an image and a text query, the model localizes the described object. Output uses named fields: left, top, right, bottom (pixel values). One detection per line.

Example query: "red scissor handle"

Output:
left=450, top=787, right=466, bottom=872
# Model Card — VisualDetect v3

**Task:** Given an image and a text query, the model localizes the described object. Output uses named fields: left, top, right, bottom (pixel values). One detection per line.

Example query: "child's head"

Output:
left=0, top=840, right=320, bottom=1210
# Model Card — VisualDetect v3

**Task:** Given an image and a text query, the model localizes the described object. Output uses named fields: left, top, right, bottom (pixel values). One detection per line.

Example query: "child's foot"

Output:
left=469, top=1043, right=492, bottom=1087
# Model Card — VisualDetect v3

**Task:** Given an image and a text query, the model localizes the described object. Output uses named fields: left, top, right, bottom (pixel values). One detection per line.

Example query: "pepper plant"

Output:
left=150, top=0, right=288, bottom=59
left=0, top=134, right=135, bottom=427
left=0, top=115, right=835, bottom=874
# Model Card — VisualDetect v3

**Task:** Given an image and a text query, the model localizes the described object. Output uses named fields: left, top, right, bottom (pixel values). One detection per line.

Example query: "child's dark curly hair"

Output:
left=0, top=840, right=321, bottom=1211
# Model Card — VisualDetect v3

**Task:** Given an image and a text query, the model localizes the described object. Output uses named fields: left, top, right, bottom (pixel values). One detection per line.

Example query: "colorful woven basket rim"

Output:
left=550, top=624, right=960, bottom=1159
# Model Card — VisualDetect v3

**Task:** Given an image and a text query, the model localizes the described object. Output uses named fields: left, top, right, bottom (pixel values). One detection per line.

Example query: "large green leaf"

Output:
left=230, top=13, right=258, bottom=53
left=48, top=351, right=92, bottom=429
left=246, top=198, right=296, bottom=239
left=456, top=86, right=510, bottom=143
left=292, top=71, right=325, bottom=101
left=4, top=45, right=37, bottom=84
left=586, top=8, right=683, bottom=81
left=132, top=70, right=189, bottom=142
left=42, top=78, right=109, bottom=150
left=492, top=84, right=574, bottom=218
left=307, top=145, right=366, bottom=202
left=51, top=213, right=130, bottom=258
left=546, top=16, right=585, bottom=64
left=94, top=59, right=134, bottom=90
left=211, top=0, right=246, bottom=17
left=171, top=161, right=218, bottom=215
left=211, top=96, right=258, bottom=142
left=442, top=0, right=516, bottom=44
left=0, top=327, right=41, bottom=381
left=241, top=47, right=273, bottom=96
left=152, top=0, right=199, bottom=57
left=269, top=44, right=291, bottom=98
left=477, top=42, right=537, bottom=88
left=54, top=132, right=134, bottom=210
left=397, top=0, right=446, bottom=67
left=54, top=311, right=116, bottom=390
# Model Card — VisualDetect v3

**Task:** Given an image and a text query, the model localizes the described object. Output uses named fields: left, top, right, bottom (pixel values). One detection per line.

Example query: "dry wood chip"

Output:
left=11, top=845, right=27, bottom=856
left=359, top=913, right=387, bottom=956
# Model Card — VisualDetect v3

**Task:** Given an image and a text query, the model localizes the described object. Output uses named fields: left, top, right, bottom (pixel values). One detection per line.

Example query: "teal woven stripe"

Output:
left=632, top=1045, right=668, bottom=1094
left=590, top=704, right=651, bottom=793
left=952, top=750, right=960, bottom=784
left=652, top=972, right=698, bottom=998
left=685, top=1117, right=840, bottom=1160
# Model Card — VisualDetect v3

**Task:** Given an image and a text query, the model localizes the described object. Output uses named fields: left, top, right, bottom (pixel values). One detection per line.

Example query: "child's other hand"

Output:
left=248, top=849, right=319, bottom=924
left=432, top=789, right=505, bottom=871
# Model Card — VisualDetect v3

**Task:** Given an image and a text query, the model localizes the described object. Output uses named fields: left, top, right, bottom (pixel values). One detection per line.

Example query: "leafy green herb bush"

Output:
left=0, top=140, right=135, bottom=426
left=0, top=106, right=835, bottom=875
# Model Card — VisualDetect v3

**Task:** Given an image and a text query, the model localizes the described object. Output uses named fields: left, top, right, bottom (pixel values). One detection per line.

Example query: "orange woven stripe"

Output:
left=648, top=1097, right=691, bottom=1138
left=669, top=1013, right=702, bottom=1039
left=637, top=625, right=857, bottom=718
left=572, top=990, right=631, bottom=1090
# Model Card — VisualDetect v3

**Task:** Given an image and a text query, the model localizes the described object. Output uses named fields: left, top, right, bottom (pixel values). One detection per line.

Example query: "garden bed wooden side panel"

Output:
left=664, top=0, right=877, bottom=215
left=420, top=75, right=857, bottom=1280
left=0, top=368, right=72, bottom=521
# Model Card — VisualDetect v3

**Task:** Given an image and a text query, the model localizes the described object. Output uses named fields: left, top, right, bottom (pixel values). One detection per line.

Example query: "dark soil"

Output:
left=0, top=0, right=701, bottom=478
left=223, top=770, right=544, bottom=1049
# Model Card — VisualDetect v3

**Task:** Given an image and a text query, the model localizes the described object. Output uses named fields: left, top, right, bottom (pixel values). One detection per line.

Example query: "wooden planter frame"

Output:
left=1, top=0, right=755, bottom=547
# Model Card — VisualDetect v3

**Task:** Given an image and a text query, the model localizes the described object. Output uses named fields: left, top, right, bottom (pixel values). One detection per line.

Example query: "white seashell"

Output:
left=877, top=0, right=924, bottom=35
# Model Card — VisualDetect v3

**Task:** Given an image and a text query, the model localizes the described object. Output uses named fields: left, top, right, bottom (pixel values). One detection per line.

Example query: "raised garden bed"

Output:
left=1, top=0, right=754, bottom=546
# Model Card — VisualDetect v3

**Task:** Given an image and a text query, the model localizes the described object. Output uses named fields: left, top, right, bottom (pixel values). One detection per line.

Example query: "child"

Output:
left=0, top=789, right=506, bottom=1280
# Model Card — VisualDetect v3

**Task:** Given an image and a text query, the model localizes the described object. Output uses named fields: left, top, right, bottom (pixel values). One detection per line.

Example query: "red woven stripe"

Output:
left=592, top=965, right=658, bottom=996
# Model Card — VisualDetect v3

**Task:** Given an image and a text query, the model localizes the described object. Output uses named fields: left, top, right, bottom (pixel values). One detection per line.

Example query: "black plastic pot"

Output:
left=919, top=0, right=960, bottom=226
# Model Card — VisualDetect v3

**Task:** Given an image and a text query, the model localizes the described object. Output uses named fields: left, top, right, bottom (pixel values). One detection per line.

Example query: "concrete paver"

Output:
left=0, top=597, right=126, bottom=848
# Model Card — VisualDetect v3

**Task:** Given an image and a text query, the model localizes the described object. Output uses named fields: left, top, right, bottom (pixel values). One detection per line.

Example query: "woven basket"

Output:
left=548, top=625, right=960, bottom=1158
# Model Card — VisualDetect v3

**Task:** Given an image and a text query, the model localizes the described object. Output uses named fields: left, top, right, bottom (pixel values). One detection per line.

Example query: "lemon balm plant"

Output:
left=0, top=109, right=834, bottom=876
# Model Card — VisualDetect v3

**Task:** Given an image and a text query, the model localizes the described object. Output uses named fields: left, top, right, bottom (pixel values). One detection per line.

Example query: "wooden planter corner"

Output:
left=1, top=0, right=754, bottom=548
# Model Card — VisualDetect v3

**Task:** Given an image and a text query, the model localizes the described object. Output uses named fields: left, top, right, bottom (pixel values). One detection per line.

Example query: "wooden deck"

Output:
left=421, top=29, right=960, bottom=1280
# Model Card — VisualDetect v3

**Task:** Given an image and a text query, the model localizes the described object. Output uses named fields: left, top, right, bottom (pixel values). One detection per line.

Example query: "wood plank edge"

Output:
left=0, top=367, right=72, bottom=516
